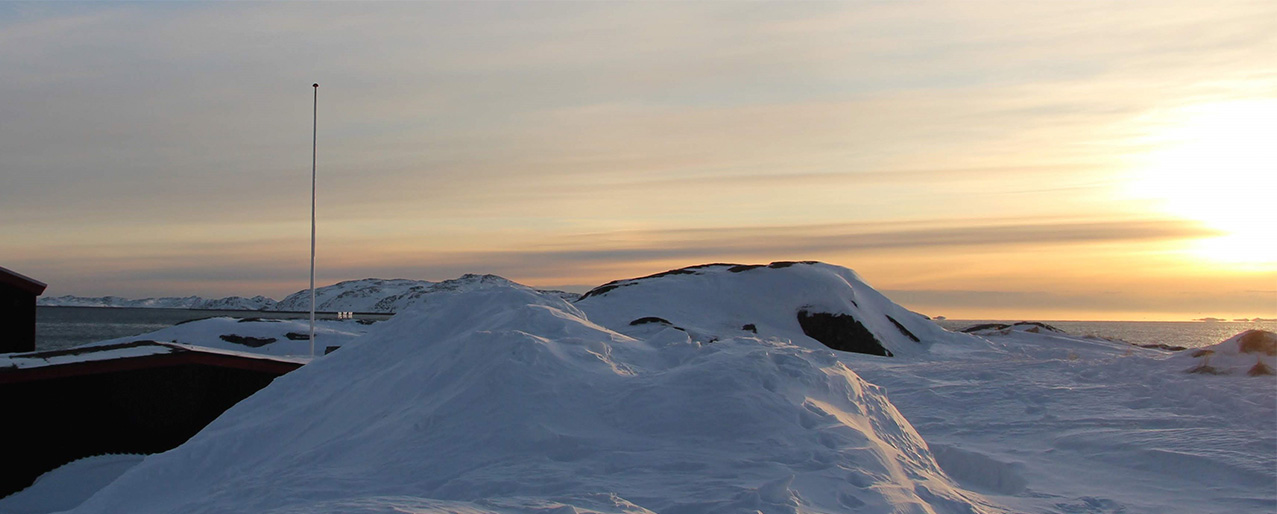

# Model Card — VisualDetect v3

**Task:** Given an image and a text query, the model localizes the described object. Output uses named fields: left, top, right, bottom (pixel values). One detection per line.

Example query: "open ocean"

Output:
left=33, top=306, right=1275, bottom=352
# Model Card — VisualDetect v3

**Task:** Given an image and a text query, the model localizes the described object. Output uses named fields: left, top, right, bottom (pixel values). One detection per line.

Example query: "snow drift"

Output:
left=67, top=284, right=1000, bottom=514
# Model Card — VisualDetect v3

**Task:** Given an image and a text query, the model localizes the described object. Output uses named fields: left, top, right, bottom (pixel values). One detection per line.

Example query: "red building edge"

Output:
left=0, top=266, right=47, bottom=354
left=0, top=341, right=306, bottom=499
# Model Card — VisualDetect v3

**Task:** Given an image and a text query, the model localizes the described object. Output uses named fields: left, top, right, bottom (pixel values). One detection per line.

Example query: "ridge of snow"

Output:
left=65, top=284, right=1002, bottom=514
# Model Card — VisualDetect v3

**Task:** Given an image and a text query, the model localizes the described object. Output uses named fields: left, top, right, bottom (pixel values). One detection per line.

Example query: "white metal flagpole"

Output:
left=310, top=83, right=318, bottom=358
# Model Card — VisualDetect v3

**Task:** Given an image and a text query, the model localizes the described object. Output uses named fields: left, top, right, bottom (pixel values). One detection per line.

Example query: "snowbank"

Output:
left=67, top=285, right=1000, bottom=514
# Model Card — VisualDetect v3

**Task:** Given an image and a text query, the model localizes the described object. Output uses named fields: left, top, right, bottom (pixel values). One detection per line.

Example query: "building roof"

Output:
left=0, top=265, right=48, bottom=296
left=0, top=340, right=306, bottom=384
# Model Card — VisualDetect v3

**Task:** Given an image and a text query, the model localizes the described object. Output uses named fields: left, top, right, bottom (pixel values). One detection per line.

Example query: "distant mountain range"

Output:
left=38, top=274, right=580, bottom=313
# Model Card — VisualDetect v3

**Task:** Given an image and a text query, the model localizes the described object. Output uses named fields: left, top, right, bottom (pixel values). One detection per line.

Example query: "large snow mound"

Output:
left=68, top=285, right=1001, bottom=514
left=575, top=261, right=981, bottom=357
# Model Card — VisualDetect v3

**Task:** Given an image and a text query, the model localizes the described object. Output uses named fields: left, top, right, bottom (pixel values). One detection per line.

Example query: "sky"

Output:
left=2, top=1, right=1274, bottom=321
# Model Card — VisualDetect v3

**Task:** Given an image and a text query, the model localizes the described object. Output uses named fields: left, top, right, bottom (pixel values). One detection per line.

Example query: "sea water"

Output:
left=33, top=307, right=1276, bottom=353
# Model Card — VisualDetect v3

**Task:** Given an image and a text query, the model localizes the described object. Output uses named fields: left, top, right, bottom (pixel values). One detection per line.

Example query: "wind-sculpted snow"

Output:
left=575, top=261, right=980, bottom=357
left=67, top=285, right=1001, bottom=514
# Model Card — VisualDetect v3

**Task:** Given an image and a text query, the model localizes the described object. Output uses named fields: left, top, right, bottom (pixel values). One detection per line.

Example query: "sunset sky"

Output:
left=2, top=1, right=1273, bottom=320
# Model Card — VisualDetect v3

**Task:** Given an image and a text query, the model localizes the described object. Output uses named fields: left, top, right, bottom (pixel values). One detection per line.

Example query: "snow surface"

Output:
left=9, top=262, right=1275, bottom=513
left=0, top=454, right=145, bottom=514
left=59, top=280, right=1003, bottom=514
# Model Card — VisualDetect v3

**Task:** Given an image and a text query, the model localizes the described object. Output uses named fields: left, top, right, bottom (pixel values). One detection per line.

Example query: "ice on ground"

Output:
left=65, top=285, right=1002, bottom=514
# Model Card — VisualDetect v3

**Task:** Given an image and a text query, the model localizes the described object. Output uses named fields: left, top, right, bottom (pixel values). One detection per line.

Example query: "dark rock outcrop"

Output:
left=796, top=310, right=892, bottom=357
left=218, top=335, right=277, bottom=348
left=886, top=315, right=920, bottom=343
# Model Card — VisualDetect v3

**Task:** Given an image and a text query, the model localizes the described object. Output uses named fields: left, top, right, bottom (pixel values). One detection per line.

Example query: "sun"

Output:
left=1127, top=99, right=1277, bottom=267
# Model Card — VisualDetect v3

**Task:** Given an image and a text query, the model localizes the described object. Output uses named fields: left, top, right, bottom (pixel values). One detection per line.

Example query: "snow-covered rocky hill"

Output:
left=574, top=261, right=980, bottom=357
left=37, top=295, right=278, bottom=310
left=40, top=274, right=578, bottom=313
left=272, top=274, right=576, bottom=313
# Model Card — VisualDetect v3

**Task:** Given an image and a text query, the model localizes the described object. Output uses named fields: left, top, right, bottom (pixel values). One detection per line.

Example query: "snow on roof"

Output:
left=0, top=340, right=309, bottom=372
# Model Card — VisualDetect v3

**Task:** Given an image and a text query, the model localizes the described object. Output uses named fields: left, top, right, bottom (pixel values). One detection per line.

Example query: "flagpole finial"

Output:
left=313, top=83, right=319, bottom=88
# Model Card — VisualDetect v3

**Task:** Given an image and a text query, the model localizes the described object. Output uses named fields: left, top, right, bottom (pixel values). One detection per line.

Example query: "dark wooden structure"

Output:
left=0, top=341, right=304, bottom=498
left=0, top=266, right=46, bottom=354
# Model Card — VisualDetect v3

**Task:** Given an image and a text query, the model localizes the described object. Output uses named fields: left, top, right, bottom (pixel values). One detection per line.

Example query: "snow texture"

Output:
left=61, top=282, right=1002, bottom=514
left=10, top=262, right=1275, bottom=514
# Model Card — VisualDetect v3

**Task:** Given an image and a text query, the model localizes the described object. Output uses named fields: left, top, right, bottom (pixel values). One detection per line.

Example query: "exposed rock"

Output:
left=1236, top=330, right=1277, bottom=356
left=886, top=315, right=920, bottom=343
left=1138, top=343, right=1187, bottom=352
left=218, top=335, right=277, bottom=348
left=796, top=310, right=892, bottom=357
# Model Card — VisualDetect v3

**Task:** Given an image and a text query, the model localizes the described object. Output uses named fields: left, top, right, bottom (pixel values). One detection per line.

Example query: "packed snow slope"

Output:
left=575, top=261, right=979, bottom=358
left=68, top=284, right=1002, bottom=514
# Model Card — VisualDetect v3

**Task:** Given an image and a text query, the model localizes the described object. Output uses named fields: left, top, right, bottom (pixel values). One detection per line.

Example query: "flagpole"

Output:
left=310, top=83, right=318, bottom=358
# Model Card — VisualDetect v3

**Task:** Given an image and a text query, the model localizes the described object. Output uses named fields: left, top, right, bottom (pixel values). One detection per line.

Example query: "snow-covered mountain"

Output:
left=40, top=275, right=578, bottom=313
left=38, top=295, right=277, bottom=310
left=271, top=274, right=572, bottom=313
